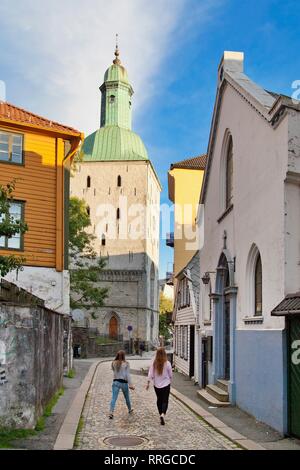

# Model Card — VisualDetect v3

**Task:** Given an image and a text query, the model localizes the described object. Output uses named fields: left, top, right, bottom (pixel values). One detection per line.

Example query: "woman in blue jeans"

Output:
left=109, top=350, right=135, bottom=419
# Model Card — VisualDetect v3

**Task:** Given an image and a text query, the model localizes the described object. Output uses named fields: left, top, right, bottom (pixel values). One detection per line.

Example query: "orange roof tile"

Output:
left=170, top=154, right=207, bottom=170
left=0, top=101, right=81, bottom=136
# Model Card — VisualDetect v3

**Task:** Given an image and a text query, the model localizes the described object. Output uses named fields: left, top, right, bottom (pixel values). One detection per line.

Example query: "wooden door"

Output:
left=109, top=316, right=118, bottom=339
left=189, top=325, right=195, bottom=378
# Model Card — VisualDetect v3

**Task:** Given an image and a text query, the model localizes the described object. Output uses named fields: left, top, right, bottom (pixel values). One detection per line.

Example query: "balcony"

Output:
left=166, top=232, right=174, bottom=248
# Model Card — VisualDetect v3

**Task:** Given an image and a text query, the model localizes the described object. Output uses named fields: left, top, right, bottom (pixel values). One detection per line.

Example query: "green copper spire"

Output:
left=80, top=41, right=149, bottom=163
left=99, top=42, right=133, bottom=129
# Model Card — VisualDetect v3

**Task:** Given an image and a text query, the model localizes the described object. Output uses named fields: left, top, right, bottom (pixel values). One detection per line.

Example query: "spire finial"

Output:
left=113, top=33, right=121, bottom=65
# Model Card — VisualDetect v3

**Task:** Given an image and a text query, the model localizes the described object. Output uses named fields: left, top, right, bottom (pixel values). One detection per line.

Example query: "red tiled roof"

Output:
left=170, top=154, right=207, bottom=170
left=0, top=101, right=81, bottom=136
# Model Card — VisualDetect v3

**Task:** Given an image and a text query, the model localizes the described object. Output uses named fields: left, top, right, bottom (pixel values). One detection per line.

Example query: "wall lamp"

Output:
left=201, top=272, right=215, bottom=285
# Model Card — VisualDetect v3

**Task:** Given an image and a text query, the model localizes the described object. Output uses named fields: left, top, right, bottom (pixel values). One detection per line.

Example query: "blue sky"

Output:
left=1, top=0, right=300, bottom=277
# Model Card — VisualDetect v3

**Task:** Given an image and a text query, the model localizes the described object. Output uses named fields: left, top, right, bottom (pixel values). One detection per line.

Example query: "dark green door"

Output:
left=289, top=317, right=300, bottom=438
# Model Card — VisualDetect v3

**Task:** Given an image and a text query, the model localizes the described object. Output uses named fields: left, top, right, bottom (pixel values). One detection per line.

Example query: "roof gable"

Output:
left=200, top=51, right=299, bottom=205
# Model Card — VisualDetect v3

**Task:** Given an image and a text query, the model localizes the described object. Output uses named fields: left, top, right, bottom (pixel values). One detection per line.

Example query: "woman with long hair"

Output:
left=109, top=350, right=135, bottom=419
left=146, top=347, right=172, bottom=425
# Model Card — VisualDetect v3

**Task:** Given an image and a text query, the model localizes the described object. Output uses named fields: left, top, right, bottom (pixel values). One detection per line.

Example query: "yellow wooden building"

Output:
left=0, top=101, right=83, bottom=313
left=167, top=155, right=206, bottom=279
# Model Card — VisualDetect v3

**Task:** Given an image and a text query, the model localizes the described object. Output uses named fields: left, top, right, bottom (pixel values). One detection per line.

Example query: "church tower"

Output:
left=71, top=44, right=161, bottom=350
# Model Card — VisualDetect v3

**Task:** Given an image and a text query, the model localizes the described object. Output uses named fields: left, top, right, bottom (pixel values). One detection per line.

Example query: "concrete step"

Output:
left=216, top=379, right=229, bottom=393
left=206, top=384, right=229, bottom=402
left=197, top=389, right=230, bottom=407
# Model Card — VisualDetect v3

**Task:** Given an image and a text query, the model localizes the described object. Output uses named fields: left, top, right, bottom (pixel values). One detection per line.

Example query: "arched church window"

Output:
left=110, top=95, right=115, bottom=103
left=255, top=254, right=262, bottom=316
left=101, top=234, right=106, bottom=246
left=116, top=208, right=120, bottom=219
left=225, top=136, right=233, bottom=208
left=117, top=175, right=122, bottom=187
left=86, top=206, right=90, bottom=216
left=87, top=176, right=91, bottom=188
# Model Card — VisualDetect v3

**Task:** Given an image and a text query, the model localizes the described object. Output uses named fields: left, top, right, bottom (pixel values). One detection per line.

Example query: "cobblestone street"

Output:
left=77, top=360, right=238, bottom=450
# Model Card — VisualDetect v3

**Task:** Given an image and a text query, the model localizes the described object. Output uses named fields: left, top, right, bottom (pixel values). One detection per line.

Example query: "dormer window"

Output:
left=110, top=95, right=115, bottom=104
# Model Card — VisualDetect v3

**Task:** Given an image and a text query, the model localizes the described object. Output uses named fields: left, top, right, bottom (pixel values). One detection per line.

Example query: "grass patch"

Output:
left=74, top=417, right=84, bottom=448
left=66, top=368, right=76, bottom=379
left=35, top=387, right=64, bottom=432
left=0, top=386, right=65, bottom=448
left=0, top=428, right=36, bottom=449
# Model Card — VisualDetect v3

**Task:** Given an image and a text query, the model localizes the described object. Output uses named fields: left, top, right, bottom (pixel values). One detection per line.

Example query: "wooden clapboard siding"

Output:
left=175, top=355, right=189, bottom=376
left=175, top=306, right=195, bottom=324
left=174, top=306, right=195, bottom=376
left=0, top=126, right=59, bottom=268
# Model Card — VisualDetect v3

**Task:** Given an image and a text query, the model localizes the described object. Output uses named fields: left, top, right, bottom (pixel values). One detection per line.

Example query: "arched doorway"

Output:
left=214, top=253, right=231, bottom=381
left=213, top=250, right=237, bottom=403
left=219, top=254, right=230, bottom=380
left=109, top=316, right=118, bottom=339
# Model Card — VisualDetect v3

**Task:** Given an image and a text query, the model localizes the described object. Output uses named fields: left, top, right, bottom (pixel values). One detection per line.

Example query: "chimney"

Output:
left=218, top=51, right=244, bottom=84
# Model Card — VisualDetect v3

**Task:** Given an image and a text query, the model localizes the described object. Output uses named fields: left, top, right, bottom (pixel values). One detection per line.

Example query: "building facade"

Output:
left=197, top=51, right=300, bottom=436
left=71, top=47, right=161, bottom=348
left=0, top=101, right=82, bottom=314
left=168, top=156, right=206, bottom=278
left=167, top=156, right=206, bottom=380
left=173, top=251, right=200, bottom=382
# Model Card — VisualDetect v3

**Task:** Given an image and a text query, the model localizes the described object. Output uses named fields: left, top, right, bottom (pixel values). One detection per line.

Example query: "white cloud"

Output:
left=0, top=0, right=190, bottom=134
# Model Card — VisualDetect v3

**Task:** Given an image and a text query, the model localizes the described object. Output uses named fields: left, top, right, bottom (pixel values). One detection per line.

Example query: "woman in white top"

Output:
left=146, top=347, right=172, bottom=425
left=109, top=350, right=135, bottom=419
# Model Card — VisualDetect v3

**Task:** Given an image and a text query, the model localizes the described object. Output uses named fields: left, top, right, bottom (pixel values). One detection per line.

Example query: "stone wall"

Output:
left=0, top=280, right=67, bottom=429
left=72, top=326, right=124, bottom=358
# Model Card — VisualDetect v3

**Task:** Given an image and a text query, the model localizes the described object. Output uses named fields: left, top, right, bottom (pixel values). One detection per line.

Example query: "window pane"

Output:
left=226, top=137, right=233, bottom=208
left=11, top=151, right=22, bottom=163
left=0, top=142, right=9, bottom=160
left=0, top=143, right=9, bottom=151
left=7, top=235, right=21, bottom=249
left=10, top=203, right=21, bottom=220
left=255, top=255, right=262, bottom=315
left=0, top=236, right=5, bottom=247
left=12, top=134, right=22, bottom=145
left=0, top=133, right=9, bottom=143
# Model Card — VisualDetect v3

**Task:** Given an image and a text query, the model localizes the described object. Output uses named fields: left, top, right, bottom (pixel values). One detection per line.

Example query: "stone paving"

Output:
left=77, top=360, right=238, bottom=450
